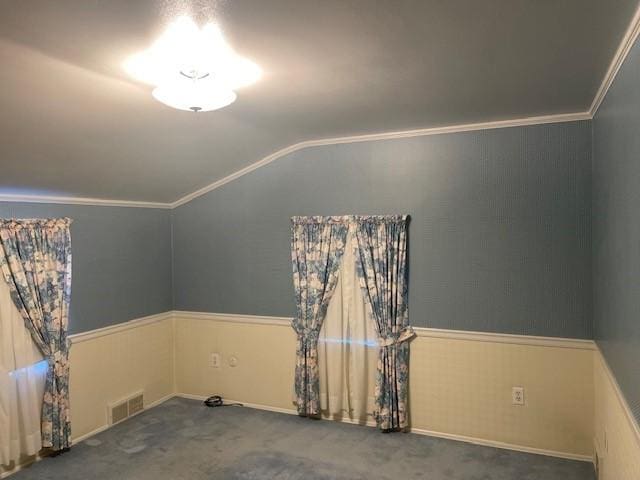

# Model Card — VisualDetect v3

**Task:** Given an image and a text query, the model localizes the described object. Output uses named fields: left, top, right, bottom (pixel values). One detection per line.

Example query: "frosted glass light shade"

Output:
left=152, top=78, right=237, bottom=112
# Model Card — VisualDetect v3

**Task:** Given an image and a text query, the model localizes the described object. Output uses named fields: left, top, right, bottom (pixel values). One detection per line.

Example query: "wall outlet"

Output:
left=512, top=386, right=525, bottom=405
left=228, top=355, right=238, bottom=367
left=209, top=352, right=221, bottom=368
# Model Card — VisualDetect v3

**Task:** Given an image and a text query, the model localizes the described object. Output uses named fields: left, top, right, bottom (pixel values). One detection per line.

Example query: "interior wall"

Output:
left=0, top=202, right=172, bottom=334
left=68, top=315, right=174, bottom=440
left=172, top=121, right=593, bottom=338
left=592, top=33, right=640, bottom=427
left=593, top=350, right=640, bottom=479
left=173, top=313, right=595, bottom=459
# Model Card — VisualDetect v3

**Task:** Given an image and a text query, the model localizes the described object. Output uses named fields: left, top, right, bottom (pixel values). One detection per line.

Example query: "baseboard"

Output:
left=175, top=393, right=592, bottom=463
left=0, top=393, right=175, bottom=479
left=410, top=427, right=593, bottom=463
left=595, top=347, right=640, bottom=446
left=72, top=393, right=175, bottom=444
left=176, top=393, right=299, bottom=416
left=0, top=453, right=48, bottom=480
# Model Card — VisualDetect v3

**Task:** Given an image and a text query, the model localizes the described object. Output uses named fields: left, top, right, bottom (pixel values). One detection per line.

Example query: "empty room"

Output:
left=1, top=1, right=639, bottom=479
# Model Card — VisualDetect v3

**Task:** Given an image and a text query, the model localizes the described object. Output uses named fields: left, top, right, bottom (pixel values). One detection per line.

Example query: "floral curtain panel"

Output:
left=291, top=217, right=348, bottom=416
left=354, top=215, right=413, bottom=430
left=291, top=215, right=412, bottom=430
left=0, top=218, right=72, bottom=451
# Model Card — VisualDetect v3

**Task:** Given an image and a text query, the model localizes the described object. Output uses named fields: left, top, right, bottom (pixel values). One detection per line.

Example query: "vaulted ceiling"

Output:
left=0, top=0, right=638, bottom=204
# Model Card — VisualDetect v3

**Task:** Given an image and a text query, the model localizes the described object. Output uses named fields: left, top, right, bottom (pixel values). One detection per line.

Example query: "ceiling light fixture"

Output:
left=124, top=16, right=261, bottom=112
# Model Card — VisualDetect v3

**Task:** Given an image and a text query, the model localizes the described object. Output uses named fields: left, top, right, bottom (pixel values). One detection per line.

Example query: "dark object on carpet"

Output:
left=204, top=395, right=243, bottom=408
left=10, top=397, right=595, bottom=480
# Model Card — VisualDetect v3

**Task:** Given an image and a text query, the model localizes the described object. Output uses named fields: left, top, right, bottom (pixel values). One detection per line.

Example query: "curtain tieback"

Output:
left=296, top=327, right=320, bottom=346
left=47, top=349, right=69, bottom=372
left=378, top=326, right=415, bottom=347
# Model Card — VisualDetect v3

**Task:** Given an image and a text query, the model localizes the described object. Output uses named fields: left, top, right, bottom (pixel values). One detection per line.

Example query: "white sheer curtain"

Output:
left=0, top=277, right=46, bottom=468
left=318, top=229, right=377, bottom=424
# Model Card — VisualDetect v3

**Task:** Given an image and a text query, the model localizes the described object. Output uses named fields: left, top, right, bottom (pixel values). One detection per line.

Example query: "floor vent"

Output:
left=128, top=393, right=144, bottom=416
left=108, top=391, right=145, bottom=425
left=109, top=401, right=129, bottom=425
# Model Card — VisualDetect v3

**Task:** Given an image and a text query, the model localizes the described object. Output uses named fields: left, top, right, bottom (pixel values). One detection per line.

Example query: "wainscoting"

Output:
left=7, top=311, right=640, bottom=478
left=68, top=313, right=175, bottom=441
left=593, top=349, right=640, bottom=478
left=173, top=311, right=594, bottom=460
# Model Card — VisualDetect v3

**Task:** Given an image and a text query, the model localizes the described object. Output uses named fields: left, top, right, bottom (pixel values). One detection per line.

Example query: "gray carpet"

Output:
left=12, top=398, right=595, bottom=479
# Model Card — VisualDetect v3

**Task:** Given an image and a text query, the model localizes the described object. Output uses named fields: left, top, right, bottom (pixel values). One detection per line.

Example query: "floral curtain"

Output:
left=291, top=217, right=348, bottom=416
left=0, top=218, right=72, bottom=451
left=354, top=215, right=413, bottom=430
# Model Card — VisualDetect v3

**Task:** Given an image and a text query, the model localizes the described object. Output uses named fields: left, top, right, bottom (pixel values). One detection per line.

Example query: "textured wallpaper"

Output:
left=0, top=202, right=172, bottom=334
left=172, top=121, right=592, bottom=338
left=593, top=34, right=640, bottom=425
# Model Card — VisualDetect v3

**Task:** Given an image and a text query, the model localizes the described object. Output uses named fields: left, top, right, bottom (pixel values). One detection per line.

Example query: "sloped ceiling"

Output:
left=0, top=0, right=638, bottom=203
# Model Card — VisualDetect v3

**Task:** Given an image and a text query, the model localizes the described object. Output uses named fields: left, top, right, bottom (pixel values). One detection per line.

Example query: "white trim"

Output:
left=2, top=3, right=639, bottom=209
left=176, top=393, right=591, bottom=463
left=172, top=310, right=595, bottom=350
left=68, top=309, right=595, bottom=350
left=172, top=310, right=291, bottom=326
left=72, top=393, right=175, bottom=444
left=169, top=111, right=590, bottom=208
left=410, top=427, right=593, bottom=463
left=68, top=311, right=173, bottom=344
left=0, top=112, right=591, bottom=210
left=414, top=326, right=596, bottom=350
left=0, top=453, right=48, bottom=479
left=589, top=2, right=640, bottom=116
left=0, top=194, right=171, bottom=209
left=595, top=346, right=640, bottom=446
left=0, top=393, right=174, bottom=478
left=176, top=393, right=298, bottom=416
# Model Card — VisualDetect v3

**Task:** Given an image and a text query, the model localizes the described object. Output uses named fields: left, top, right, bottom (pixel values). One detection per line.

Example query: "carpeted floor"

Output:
left=11, top=397, right=595, bottom=479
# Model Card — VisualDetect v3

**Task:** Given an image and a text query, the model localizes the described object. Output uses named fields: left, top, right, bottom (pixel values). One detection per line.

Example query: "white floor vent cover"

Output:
left=108, top=391, right=144, bottom=425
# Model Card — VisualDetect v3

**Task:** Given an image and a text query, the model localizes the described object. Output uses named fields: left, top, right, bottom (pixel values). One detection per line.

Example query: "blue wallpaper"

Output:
left=172, top=121, right=593, bottom=338
left=0, top=202, right=172, bottom=334
left=593, top=36, right=640, bottom=425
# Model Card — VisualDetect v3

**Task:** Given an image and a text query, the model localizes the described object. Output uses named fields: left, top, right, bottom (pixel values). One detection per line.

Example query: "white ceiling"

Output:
left=0, top=0, right=638, bottom=204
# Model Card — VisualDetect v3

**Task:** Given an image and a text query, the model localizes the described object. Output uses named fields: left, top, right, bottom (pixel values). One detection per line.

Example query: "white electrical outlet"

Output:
left=228, top=355, right=238, bottom=367
left=512, top=386, right=525, bottom=405
left=209, top=352, right=221, bottom=368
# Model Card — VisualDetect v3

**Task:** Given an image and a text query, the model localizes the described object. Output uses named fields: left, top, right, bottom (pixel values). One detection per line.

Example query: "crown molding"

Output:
left=0, top=112, right=591, bottom=211
left=2, top=3, right=639, bottom=210
left=589, top=2, right=640, bottom=116
left=169, top=111, right=591, bottom=208
left=0, top=193, right=171, bottom=209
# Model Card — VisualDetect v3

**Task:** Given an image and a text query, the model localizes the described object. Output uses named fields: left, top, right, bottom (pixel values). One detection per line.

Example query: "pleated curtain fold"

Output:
left=291, top=218, right=348, bottom=416
left=291, top=215, right=413, bottom=430
left=354, top=215, right=413, bottom=430
left=0, top=218, right=73, bottom=451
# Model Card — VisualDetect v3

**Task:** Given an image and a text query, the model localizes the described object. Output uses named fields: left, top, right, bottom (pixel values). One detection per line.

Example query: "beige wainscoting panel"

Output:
left=173, top=312, right=594, bottom=460
left=593, top=350, right=640, bottom=479
left=69, top=314, right=174, bottom=441
left=174, top=315, right=296, bottom=410
left=409, top=335, right=593, bottom=457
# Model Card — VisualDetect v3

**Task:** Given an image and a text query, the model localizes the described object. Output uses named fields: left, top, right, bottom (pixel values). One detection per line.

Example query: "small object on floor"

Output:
left=204, top=395, right=243, bottom=408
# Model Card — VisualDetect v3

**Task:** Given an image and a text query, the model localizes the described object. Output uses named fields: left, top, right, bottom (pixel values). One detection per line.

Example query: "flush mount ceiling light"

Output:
left=124, top=16, right=261, bottom=112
